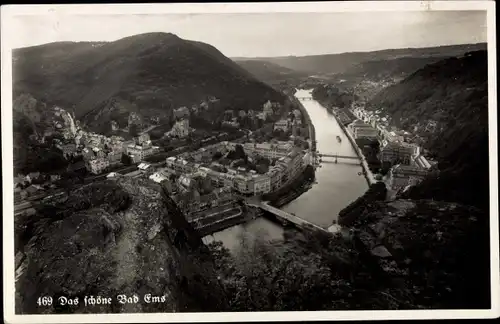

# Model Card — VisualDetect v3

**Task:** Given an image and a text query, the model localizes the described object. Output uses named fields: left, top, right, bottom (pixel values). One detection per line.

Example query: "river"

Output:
left=202, top=89, right=368, bottom=253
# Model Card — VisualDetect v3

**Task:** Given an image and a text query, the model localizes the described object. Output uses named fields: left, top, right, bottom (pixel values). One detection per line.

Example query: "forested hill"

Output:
left=367, top=50, right=489, bottom=210
left=13, top=32, right=285, bottom=133
left=234, top=59, right=309, bottom=86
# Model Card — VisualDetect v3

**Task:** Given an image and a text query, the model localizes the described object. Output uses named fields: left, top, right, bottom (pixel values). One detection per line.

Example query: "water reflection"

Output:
left=203, top=89, right=368, bottom=249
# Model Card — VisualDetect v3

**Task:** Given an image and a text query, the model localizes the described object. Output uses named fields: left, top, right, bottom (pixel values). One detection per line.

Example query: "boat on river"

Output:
left=336, top=135, right=342, bottom=143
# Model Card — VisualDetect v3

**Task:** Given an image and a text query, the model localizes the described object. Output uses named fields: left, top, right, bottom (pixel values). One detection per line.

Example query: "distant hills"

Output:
left=235, top=43, right=487, bottom=76
left=13, top=32, right=285, bottom=134
left=234, top=59, right=310, bottom=86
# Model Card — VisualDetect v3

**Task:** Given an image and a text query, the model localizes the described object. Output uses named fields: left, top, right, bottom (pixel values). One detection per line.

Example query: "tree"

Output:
left=208, top=230, right=369, bottom=311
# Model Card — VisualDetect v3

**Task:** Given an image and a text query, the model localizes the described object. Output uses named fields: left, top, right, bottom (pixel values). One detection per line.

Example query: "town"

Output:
left=13, top=97, right=313, bottom=233
left=330, top=101, right=437, bottom=196
left=13, top=86, right=440, bottom=230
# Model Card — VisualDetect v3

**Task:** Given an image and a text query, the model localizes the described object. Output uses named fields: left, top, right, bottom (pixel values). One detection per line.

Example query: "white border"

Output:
left=2, top=2, right=498, bottom=323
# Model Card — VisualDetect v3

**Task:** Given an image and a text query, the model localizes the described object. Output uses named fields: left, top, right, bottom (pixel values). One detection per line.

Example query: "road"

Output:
left=190, top=205, right=241, bottom=224
left=139, top=124, right=162, bottom=135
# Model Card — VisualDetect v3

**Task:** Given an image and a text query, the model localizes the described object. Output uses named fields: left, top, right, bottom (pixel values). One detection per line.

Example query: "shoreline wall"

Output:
left=328, top=111, right=376, bottom=186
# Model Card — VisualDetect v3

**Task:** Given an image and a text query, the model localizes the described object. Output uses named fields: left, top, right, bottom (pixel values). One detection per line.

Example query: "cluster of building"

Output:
left=78, top=130, right=160, bottom=174
left=273, top=108, right=304, bottom=136
left=349, top=106, right=437, bottom=192
left=14, top=172, right=61, bottom=201
left=219, top=100, right=282, bottom=129
left=150, top=140, right=311, bottom=200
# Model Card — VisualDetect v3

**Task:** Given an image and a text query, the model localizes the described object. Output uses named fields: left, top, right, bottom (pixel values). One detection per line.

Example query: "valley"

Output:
left=11, top=28, right=492, bottom=315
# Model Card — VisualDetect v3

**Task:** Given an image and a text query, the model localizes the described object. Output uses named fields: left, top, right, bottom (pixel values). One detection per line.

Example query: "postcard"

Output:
left=2, top=1, right=498, bottom=323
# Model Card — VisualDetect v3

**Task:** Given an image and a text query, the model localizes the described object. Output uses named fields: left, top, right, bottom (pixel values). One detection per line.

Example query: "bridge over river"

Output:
left=295, top=96, right=314, bottom=101
left=245, top=198, right=329, bottom=233
left=317, top=153, right=360, bottom=160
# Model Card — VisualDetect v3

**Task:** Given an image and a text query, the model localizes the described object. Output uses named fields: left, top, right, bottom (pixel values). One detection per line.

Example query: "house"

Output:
left=263, top=100, right=274, bottom=118
left=274, top=119, right=290, bottom=132
left=379, top=141, right=414, bottom=166
left=14, top=175, right=28, bottom=188
left=26, top=172, right=41, bottom=183
left=169, top=119, right=190, bottom=138
left=106, top=172, right=119, bottom=179
left=293, top=109, right=302, bottom=119
left=414, top=154, right=432, bottom=170
left=107, top=150, right=123, bottom=165
left=126, top=143, right=154, bottom=162
left=252, top=174, right=271, bottom=195
left=149, top=171, right=170, bottom=184
left=389, top=164, right=428, bottom=191
left=92, top=147, right=106, bottom=158
left=61, top=143, right=77, bottom=158
left=25, top=185, right=41, bottom=196
left=138, top=162, right=152, bottom=171
left=135, top=133, right=150, bottom=145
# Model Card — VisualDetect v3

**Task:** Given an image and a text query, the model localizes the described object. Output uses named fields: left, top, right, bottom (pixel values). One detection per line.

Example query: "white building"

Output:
left=106, top=172, right=120, bottom=179
left=414, top=154, right=431, bottom=170
left=252, top=174, right=271, bottom=195
left=138, top=162, right=152, bottom=171
left=242, top=141, right=295, bottom=159
left=126, top=144, right=154, bottom=162
left=136, top=133, right=150, bottom=145
left=169, top=119, right=190, bottom=138
left=263, top=100, right=274, bottom=118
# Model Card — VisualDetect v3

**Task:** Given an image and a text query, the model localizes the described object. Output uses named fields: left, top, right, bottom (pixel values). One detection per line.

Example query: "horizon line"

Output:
left=11, top=31, right=487, bottom=59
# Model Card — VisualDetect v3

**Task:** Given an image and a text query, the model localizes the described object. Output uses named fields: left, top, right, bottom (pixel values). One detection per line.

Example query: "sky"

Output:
left=11, top=10, right=487, bottom=57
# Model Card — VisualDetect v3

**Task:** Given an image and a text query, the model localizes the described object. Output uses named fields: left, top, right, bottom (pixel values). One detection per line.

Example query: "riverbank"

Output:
left=265, top=165, right=315, bottom=208
left=203, top=90, right=368, bottom=247
left=327, top=110, right=377, bottom=185
left=291, top=93, right=316, bottom=151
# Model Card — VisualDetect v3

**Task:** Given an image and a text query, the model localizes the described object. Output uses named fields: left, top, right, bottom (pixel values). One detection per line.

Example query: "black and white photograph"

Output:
left=2, top=2, right=498, bottom=323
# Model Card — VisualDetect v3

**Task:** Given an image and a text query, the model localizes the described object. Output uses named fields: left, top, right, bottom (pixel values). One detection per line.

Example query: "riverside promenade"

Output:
left=329, top=110, right=376, bottom=185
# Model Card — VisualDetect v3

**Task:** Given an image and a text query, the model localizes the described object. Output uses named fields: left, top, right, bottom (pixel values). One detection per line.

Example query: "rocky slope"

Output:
left=13, top=32, right=285, bottom=134
left=337, top=188, right=490, bottom=309
left=15, top=177, right=228, bottom=314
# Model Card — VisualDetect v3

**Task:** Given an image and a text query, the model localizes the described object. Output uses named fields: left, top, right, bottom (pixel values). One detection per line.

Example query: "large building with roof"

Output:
left=348, top=119, right=379, bottom=140
left=389, top=164, right=429, bottom=191
left=379, top=141, right=415, bottom=165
